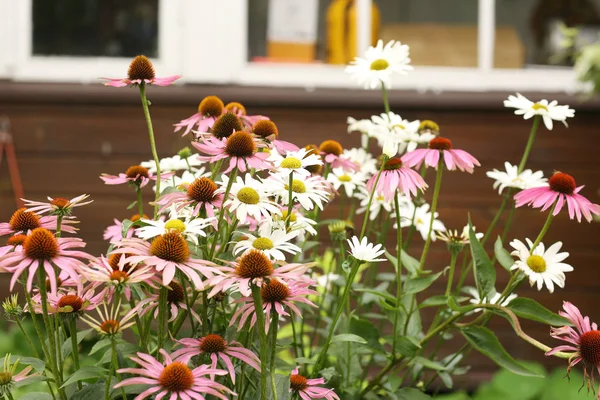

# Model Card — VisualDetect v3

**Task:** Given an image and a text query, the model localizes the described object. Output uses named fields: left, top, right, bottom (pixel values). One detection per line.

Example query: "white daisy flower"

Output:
left=463, top=286, right=517, bottom=312
left=275, top=148, right=323, bottom=177
left=326, top=167, right=367, bottom=197
left=486, top=162, right=547, bottom=194
left=141, top=154, right=205, bottom=173
left=158, top=168, right=210, bottom=193
left=269, top=173, right=331, bottom=211
left=437, top=225, right=484, bottom=245
left=345, top=40, right=413, bottom=89
left=355, top=188, right=398, bottom=221
left=347, top=236, right=386, bottom=263
left=233, top=221, right=301, bottom=261
left=371, top=112, right=432, bottom=155
left=503, top=93, right=575, bottom=130
left=399, top=203, right=446, bottom=240
left=219, top=174, right=281, bottom=222
left=277, top=209, right=318, bottom=238
left=509, top=238, right=573, bottom=293
left=342, top=147, right=378, bottom=175
left=135, top=215, right=214, bottom=245
left=347, top=117, right=376, bottom=148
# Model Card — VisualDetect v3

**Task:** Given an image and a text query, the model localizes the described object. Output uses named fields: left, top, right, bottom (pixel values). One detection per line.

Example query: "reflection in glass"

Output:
left=32, top=0, right=159, bottom=57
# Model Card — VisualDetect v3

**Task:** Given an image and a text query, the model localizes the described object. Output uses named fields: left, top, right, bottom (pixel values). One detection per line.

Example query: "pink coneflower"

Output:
left=103, top=214, right=146, bottom=244
left=137, top=280, right=202, bottom=324
left=319, top=140, right=359, bottom=171
left=81, top=300, right=140, bottom=337
left=290, top=367, right=340, bottom=400
left=192, top=130, right=272, bottom=173
left=174, top=96, right=266, bottom=136
left=114, top=350, right=234, bottom=400
left=251, top=119, right=299, bottom=155
left=22, top=194, right=92, bottom=216
left=155, top=177, right=223, bottom=218
left=112, top=233, right=220, bottom=289
left=546, top=301, right=600, bottom=398
left=0, top=228, right=94, bottom=294
left=230, top=279, right=317, bottom=334
left=172, top=334, right=261, bottom=383
left=101, top=55, right=181, bottom=88
left=514, top=172, right=600, bottom=223
left=401, top=137, right=480, bottom=173
left=80, top=254, right=158, bottom=292
left=0, top=234, right=26, bottom=257
left=367, top=158, right=428, bottom=200
left=27, top=284, right=106, bottom=317
left=207, top=250, right=311, bottom=297
left=0, top=208, right=78, bottom=237
left=100, top=165, right=172, bottom=188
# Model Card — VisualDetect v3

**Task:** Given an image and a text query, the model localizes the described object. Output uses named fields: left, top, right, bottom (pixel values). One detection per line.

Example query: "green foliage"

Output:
left=468, top=219, right=496, bottom=299
left=507, top=298, right=572, bottom=326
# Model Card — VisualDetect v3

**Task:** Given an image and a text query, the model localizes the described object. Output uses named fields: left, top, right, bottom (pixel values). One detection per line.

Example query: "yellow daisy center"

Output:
left=526, top=255, right=546, bottom=273
left=285, top=180, right=306, bottom=194
left=164, top=219, right=186, bottom=233
left=281, top=210, right=297, bottom=222
left=532, top=103, right=548, bottom=112
left=237, top=187, right=260, bottom=204
left=253, top=237, right=274, bottom=250
left=281, top=157, right=302, bottom=169
left=338, top=174, right=352, bottom=182
left=370, top=59, right=389, bottom=71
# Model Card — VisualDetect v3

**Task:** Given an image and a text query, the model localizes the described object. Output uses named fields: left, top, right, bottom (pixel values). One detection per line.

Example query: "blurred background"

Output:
left=1, top=0, right=600, bottom=396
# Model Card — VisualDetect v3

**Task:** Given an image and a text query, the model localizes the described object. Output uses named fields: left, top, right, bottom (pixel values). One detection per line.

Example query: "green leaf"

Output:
left=494, top=237, right=514, bottom=271
left=395, top=388, right=432, bottom=399
left=14, top=375, right=48, bottom=388
left=419, top=295, right=448, bottom=308
left=468, top=218, right=496, bottom=299
left=72, top=382, right=106, bottom=400
left=268, top=374, right=291, bottom=400
left=354, top=287, right=396, bottom=304
left=507, top=298, right=572, bottom=326
left=318, top=367, right=337, bottom=381
left=395, top=336, right=422, bottom=357
left=121, top=218, right=135, bottom=237
left=0, top=355, right=45, bottom=373
left=126, top=200, right=138, bottom=210
left=411, top=356, right=448, bottom=371
left=62, top=328, right=93, bottom=359
left=350, top=318, right=384, bottom=352
left=61, top=366, right=109, bottom=388
left=401, top=250, right=420, bottom=276
left=404, top=271, right=443, bottom=294
left=434, top=391, right=471, bottom=400
left=489, top=361, right=546, bottom=400
left=461, top=326, right=543, bottom=377
left=540, top=368, right=591, bottom=400
left=331, top=333, right=367, bottom=344
left=89, top=337, right=112, bottom=355
left=295, top=357, right=316, bottom=365
left=20, top=394, right=53, bottom=400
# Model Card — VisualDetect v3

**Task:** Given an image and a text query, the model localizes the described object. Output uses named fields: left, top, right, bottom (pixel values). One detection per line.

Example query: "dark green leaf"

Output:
left=350, top=318, right=384, bottom=352
left=404, top=271, right=443, bottom=294
left=395, top=336, right=421, bottom=357
left=71, top=382, right=105, bottom=400
left=494, top=237, right=514, bottom=272
left=461, top=326, right=543, bottom=377
left=411, top=356, right=448, bottom=371
left=268, top=374, right=291, bottom=400
left=318, top=367, right=337, bottom=381
left=89, top=337, right=111, bottom=356
left=401, top=250, right=420, bottom=276
left=14, top=375, right=48, bottom=388
left=507, top=298, right=572, bottom=327
left=61, top=329, right=93, bottom=359
left=395, top=388, right=432, bottom=399
left=331, top=334, right=367, bottom=344
left=468, top=218, right=496, bottom=299
left=20, top=394, right=53, bottom=400
left=61, top=366, right=108, bottom=388
left=419, top=295, right=448, bottom=308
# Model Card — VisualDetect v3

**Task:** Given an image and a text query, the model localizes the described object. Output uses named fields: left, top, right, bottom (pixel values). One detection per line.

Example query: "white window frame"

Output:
left=0, top=0, right=579, bottom=93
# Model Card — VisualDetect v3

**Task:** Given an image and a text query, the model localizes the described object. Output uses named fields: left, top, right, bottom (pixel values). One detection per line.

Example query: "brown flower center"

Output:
left=549, top=172, right=576, bottom=195
left=108, top=253, right=137, bottom=274
left=50, top=198, right=70, bottom=209
left=580, top=330, right=600, bottom=366
left=303, top=144, right=323, bottom=174
left=383, top=158, right=404, bottom=171
left=428, top=137, right=453, bottom=151
left=127, top=55, right=155, bottom=81
left=198, top=95, right=224, bottom=117
left=260, top=279, right=291, bottom=303
left=23, top=228, right=59, bottom=260
left=46, top=277, right=63, bottom=292
left=290, top=374, right=308, bottom=391
left=187, top=178, right=218, bottom=203
left=167, top=281, right=185, bottom=303
left=158, top=362, right=194, bottom=393
left=57, top=295, right=84, bottom=312
left=225, top=131, right=256, bottom=157
left=7, top=234, right=27, bottom=246
left=130, top=213, right=147, bottom=222
left=211, top=113, right=244, bottom=139
left=125, top=166, right=150, bottom=182
left=109, top=270, right=129, bottom=282
left=9, top=208, right=41, bottom=232
left=150, top=232, right=189, bottom=263
left=319, top=140, right=343, bottom=156
left=225, top=101, right=247, bottom=115
left=235, top=250, right=273, bottom=279
left=100, top=319, right=120, bottom=335
left=0, top=371, right=11, bottom=385
left=252, top=120, right=279, bottom=139
left=199, top=334, right=227, bottom=353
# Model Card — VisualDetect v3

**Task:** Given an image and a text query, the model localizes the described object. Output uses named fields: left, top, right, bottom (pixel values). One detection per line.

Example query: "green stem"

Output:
left=111, top=338, right=128, bottom=400
left=445, top=251, right=459, bottom=297
left=482, top=190, right=511, bottom=245
left=14, top=318, right=39, bottom=358
left=313, top=258, right=360, bottom=374
left=290, top=316, right=303, bottom=359
left=138, top=83, right=161, bottom=219
left=69, top=319, right=82, bottom=390
left=418, top=157, right=444, bottom=271
left=360, top=159, right=386, bottom=238
left=179, top=275, right=197, bottom=335
left=391, top=192, right=403, bottom=356
left=517, top=115, right=541, bottom=174
left=209, top=167, right=238, bottom=260
left=531, top=203, right=556, bottom=252
left=381, top=82, right=391, bottom=114
left=136, top=187, right=144, bottom=217
left=269, top=313, right=279, bottom=400
left=55, top=215, right=63, bottom=238
left=251, top=285, right=269, bottom=400
left=157, top=286, right=168, bottom=356
left=128, top=296, right=147, bottom=352
left=286, top=171, right=294, bottom=229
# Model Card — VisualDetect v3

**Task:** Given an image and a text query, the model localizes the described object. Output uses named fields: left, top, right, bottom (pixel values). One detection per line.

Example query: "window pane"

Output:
left=496, top=0, right=600, bottom=68
left=379, top=0, right=479, bottom=67
left=32, top=0, right=159, bottom=57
